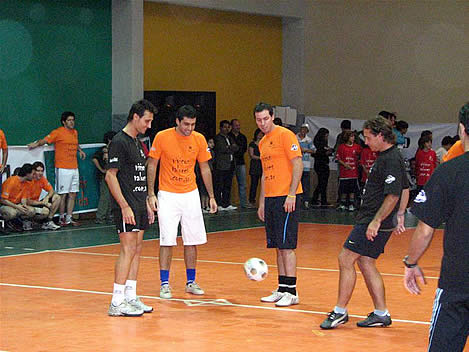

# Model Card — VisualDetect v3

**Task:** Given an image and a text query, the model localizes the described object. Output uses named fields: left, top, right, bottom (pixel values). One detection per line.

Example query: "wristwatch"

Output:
left=403, top=255, right=418, bottom=268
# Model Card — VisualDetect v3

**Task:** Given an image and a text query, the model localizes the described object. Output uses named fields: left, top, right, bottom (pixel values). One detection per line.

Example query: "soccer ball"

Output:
left=244, top=257, right=268, bottom=281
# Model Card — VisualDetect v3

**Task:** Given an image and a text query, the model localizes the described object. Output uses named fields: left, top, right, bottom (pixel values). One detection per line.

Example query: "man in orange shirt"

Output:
left=442, top=139, right=464, bottom=162
left=147, top=105, right=217, bottom=299
left=28, top=112, right=86, bottom=226
left=255, top=102, right=303, bottom=307
left=0, top=164, right=49, bottom=231
left=26, top=161, right=61, bottom=230
left=0, top=128, right=8, bottom=177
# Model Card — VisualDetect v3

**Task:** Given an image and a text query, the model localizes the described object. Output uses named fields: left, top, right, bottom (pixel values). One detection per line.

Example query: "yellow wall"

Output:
left=143, top=2, right=282, bottom=142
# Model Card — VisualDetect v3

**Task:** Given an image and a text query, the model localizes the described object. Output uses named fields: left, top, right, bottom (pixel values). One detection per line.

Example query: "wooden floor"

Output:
left=0, top=223, right=463, bottom=351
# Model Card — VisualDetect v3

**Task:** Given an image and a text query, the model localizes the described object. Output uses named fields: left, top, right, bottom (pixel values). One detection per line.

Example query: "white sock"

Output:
left=125, top=280, right=137, bottom=300
left=111, top=283, right=126, bottom=306
left=334, top=306, right=347, bottom=314
left=65, top=214, right=72, bottom=222
left=374, top=309, right=389, bottom=316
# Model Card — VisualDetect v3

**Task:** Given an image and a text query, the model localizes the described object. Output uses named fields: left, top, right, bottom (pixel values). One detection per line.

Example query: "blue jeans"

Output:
left=235, top=164, right=248, bottom=207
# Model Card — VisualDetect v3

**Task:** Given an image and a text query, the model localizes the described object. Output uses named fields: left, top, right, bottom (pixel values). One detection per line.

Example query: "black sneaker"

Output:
left=356, top=312, right=392, bottom=327
left=320, top=311, right=349, bottom=329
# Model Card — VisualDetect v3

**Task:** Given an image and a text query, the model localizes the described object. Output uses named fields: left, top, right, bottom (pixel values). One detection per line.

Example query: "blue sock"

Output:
left=160, top=270, right=169, bottom=285
left=186, top=268, right=196, bottom=284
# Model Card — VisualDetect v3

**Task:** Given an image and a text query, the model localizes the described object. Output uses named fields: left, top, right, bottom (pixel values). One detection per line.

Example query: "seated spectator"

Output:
left=415, top=135, right=438, bottom=192
left=435, top=136, right=454, bottom=163
left=0, top=163, right=47, bottom=231
left=92, top=131, right=116, bottom=224
left=248, top=129, right=263, bottom=207
left=26, top=161, right=61, bottom=230
left=336, top=131, right=361, bottom=211
left=394, top=120, right=408, bottom=148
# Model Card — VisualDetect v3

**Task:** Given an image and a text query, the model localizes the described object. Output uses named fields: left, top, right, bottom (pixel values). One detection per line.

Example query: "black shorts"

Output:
left=264, top=196, right=299, bottom=249
left=428, top=289, right=469, bottom=351
left=343, top=224, right=392, bottom=259
left=113, top=207, right=149, bottom=234
left=339, top=179, right=359, bottom=195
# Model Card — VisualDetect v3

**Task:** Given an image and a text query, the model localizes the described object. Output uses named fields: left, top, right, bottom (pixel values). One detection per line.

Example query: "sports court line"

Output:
left=0, top=282, right=430, bottom=325
left=53, top=249, right=440, bottom=280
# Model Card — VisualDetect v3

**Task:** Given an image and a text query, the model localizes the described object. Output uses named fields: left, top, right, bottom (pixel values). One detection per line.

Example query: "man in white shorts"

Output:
left=28, top=111, right=86, bottom=226
left=147, top=105, right=217, bottom=299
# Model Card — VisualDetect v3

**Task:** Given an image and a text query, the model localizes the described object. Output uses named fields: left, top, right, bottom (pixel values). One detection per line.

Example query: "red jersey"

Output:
left=360, top=147, right=378, bottom=182
left=336, top=143, right=362, bottom=179
left=415, top=148, right=438, bottom=186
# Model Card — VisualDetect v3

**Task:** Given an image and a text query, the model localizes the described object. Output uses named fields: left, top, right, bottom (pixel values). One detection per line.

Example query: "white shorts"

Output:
left=55, top=168, right=79, bottom=194
left=157, top=189, right=207, bottom=246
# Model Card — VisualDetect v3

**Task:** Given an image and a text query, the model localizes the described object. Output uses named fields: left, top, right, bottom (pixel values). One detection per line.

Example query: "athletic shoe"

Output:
left=202, top=208, right=209, bottom=214
left=225, top=205, right=237, bottom=211
left=41, top=220, right=60, bottom=230
left=356, top=312, right=392, bottom=327
left=275, top=292, right=299, bottom=307
left=348, top=205, right=356, bottom=212
left=127, top=297, right=153, bottom=313
left=217, top=206, right=227, bottom=211
left=108, top=300, right=144, bottom=317
left=261, top=290, right=284, bottom=303
left=320, top=311, right=349, bottom=329
left=22, top=220, right=33, bottom=231
left=160, top=284, right=172, bottom=299
left=185, top=282, right=204, bottom=295
left=336, top=205, right=346, bottom=211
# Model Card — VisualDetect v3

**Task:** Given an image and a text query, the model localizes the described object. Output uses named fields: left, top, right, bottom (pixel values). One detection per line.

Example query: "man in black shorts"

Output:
left=106, top=99, right=156, bottom=317
left=320, top=116, right=409, bottom=329
left=403, top=102, right=469, bottom=351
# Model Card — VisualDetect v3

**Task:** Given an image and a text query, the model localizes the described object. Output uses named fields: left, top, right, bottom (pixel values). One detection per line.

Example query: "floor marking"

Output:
left=311, top=330, right=325, bottom=336
left=23, top=248, right=35, bottom=251
left=183, top=298, right=232, bottom=307
left=0, top=282, right=430, bottom=325
left=50, top=250, right=440, bottom=280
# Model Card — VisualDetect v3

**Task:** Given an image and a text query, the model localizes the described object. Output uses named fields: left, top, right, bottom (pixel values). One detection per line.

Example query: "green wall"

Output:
left=0, top=0, right=111, bottom=145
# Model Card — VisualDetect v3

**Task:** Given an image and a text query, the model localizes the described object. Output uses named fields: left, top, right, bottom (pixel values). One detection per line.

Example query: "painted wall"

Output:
left=143, top=2, right=282, bottom=141
left=0, top=0, right=112, bottom=145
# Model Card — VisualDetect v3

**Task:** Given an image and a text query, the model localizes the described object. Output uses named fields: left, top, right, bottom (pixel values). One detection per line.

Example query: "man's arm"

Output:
left=0, top=198, right=29, bottom=214
left=284, top=156, right=303, bottom=213
left=27, top=139, right=47, bottom=149
left=366, top=193, right=400, bottom=240
left=77, top=145, right=86, bottom=160
left=257, top=174, right=265, bottom=221
left=199, top=161, right=217, bottom=213
left=92, top=158, right=106, bottom=174
left=394, top=188, right=410, bottom=234
left=105, top=168, right=135, bottom=225
left=146, top=157, right=159, bottom=212
left=0, top=148, right=8, bottom=174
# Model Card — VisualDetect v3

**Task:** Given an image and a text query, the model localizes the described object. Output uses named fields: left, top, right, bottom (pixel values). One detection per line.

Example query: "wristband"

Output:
left=403, top=255, right=418, bottom=268
left=287, top=195, right=296, bottom=198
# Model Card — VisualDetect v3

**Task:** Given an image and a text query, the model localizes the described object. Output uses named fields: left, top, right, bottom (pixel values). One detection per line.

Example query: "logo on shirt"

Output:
left=291, top=144, right=299, bottom=151
left=414, top=190, right=427, bottom=203
left=110, top=157, right=118, bottom=163
left=206, top=147, right=210, bottom=152
left=385, top=175, right=396, bottom=184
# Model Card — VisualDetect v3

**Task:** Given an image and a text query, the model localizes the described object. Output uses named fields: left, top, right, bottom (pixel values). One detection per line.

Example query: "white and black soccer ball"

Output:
left=244, top=257, right=268, bottom=281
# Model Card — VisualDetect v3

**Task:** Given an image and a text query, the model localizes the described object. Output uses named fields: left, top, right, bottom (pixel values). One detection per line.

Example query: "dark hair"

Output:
left=340, top=120, right=351, bottom=130
left=176, top=105, right=196, bottom=121
left=420, top=130, right=432, bottom=138
left=18, top=163, right=33, bottom=177
left=418, top=135, right=432, bottom=149
left=396, top=120, right=408, bottom=131
left=230, top=119, right=239, bottom=125
left=60, top=111, right=75, bottom=125
left=273, top=117, right=283, bottom=126
left=127, top=99, right=157, bottom=122
left=219, top=119, right=230, bottom=128
left=363, top=116, right=396, bottom=144
left=253, top=102, right=274, bottom=117
left=12, top=167, right=21, bottom=176
left=459, top=102, right=469, bottom=134
left=32, top=161, right=45, bottom=170
left=103, top=131, right=116, bottom=144
left=342, top=130, right=355, bottom=143
left=253, top=128, right=263, bottom=141
left=314, top=128, right=329, bottom=148
left=378, top=110, right=391, bottom=119
left=441, top=136, right=453, bottom=146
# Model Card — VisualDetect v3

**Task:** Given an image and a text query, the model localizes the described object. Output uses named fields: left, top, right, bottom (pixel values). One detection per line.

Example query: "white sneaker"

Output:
left=275, top=292, right=299, bottom=307
left=348, top=205, right=356, bottom=212
left=160, top=284, right=172, bottom=299
left=42, top=220, right=60, bottom=230
left=185, top=282, right=204, bottom=295
left=22, top=220, right=33, bottom=231
left=261, top=290, right=284, bottom=303
left=108, top=300, right=144, bottom=316
left=127, top=297, right=153, bottom=313
left=225, top=205, right=237, bottom=210
left=217, top=206, right=227, bottom=211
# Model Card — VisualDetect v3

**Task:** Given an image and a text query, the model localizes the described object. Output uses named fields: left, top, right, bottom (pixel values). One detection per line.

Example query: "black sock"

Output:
left=284, top=276, right=297, bottom=296
left=278, top=275, right=287, bottom=293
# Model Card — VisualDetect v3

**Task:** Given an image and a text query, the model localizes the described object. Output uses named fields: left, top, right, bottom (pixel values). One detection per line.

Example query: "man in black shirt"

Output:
left=229, top=119, right=249, bottom=208
left=106, top=99, right=156, bottom=317
left=321, top=116, right=409, bottom=330
left=404, top=102, right=469, bottom=351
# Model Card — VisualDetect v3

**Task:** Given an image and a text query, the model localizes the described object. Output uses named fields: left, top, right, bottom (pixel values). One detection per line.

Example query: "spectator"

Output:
left=415, top=135, right=438, bottom=192
left=248, top=129, right=263, bottom=207
left=359, top=145, right=377, bottom=186
left=435, top=136, right=454, bottom=163
left=229, top=119, right=248, bottom=208
left=421, top=130, right=433, bottom=140
left=336, top=131, right=361, bottom=211
left=442, top=139, right=464, bottom=162
left=311, top=128, right=333, bottom=207
left=296, top=123, right=315, bottom=209
left=333, top=120, right=352, bottom=153
left=92, top=131, right=116, bottom=224
left=394, top=120, right=409, bottom=148
left=273, top=117, right=283, bottom=126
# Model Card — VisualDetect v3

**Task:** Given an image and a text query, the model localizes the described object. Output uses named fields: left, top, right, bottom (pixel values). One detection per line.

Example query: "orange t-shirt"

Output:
left=0, top=129, right=7, bottom=169
left=44, top=127, right=79, bottom=169
left=149, top=128, right=211, bottom=193
left=442, top=140, right=464, bottom=162
left=26, top=176, right=53, bottom=201
left=1, top=176, right=29, bottom=204
left=259, top=126, right=303, bottom=197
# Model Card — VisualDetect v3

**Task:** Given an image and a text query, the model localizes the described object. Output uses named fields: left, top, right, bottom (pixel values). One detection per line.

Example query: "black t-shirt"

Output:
left=356, top=145, right=408, bottom=230
left=92, top=147, right=107, bottom=180
left=411, top=152, right=469, bottom=294
left=248, top=141, right=262, bottom=176
left=108, top=131, right=148, bottom=210
left=229, top=132, right=248, bottom=165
